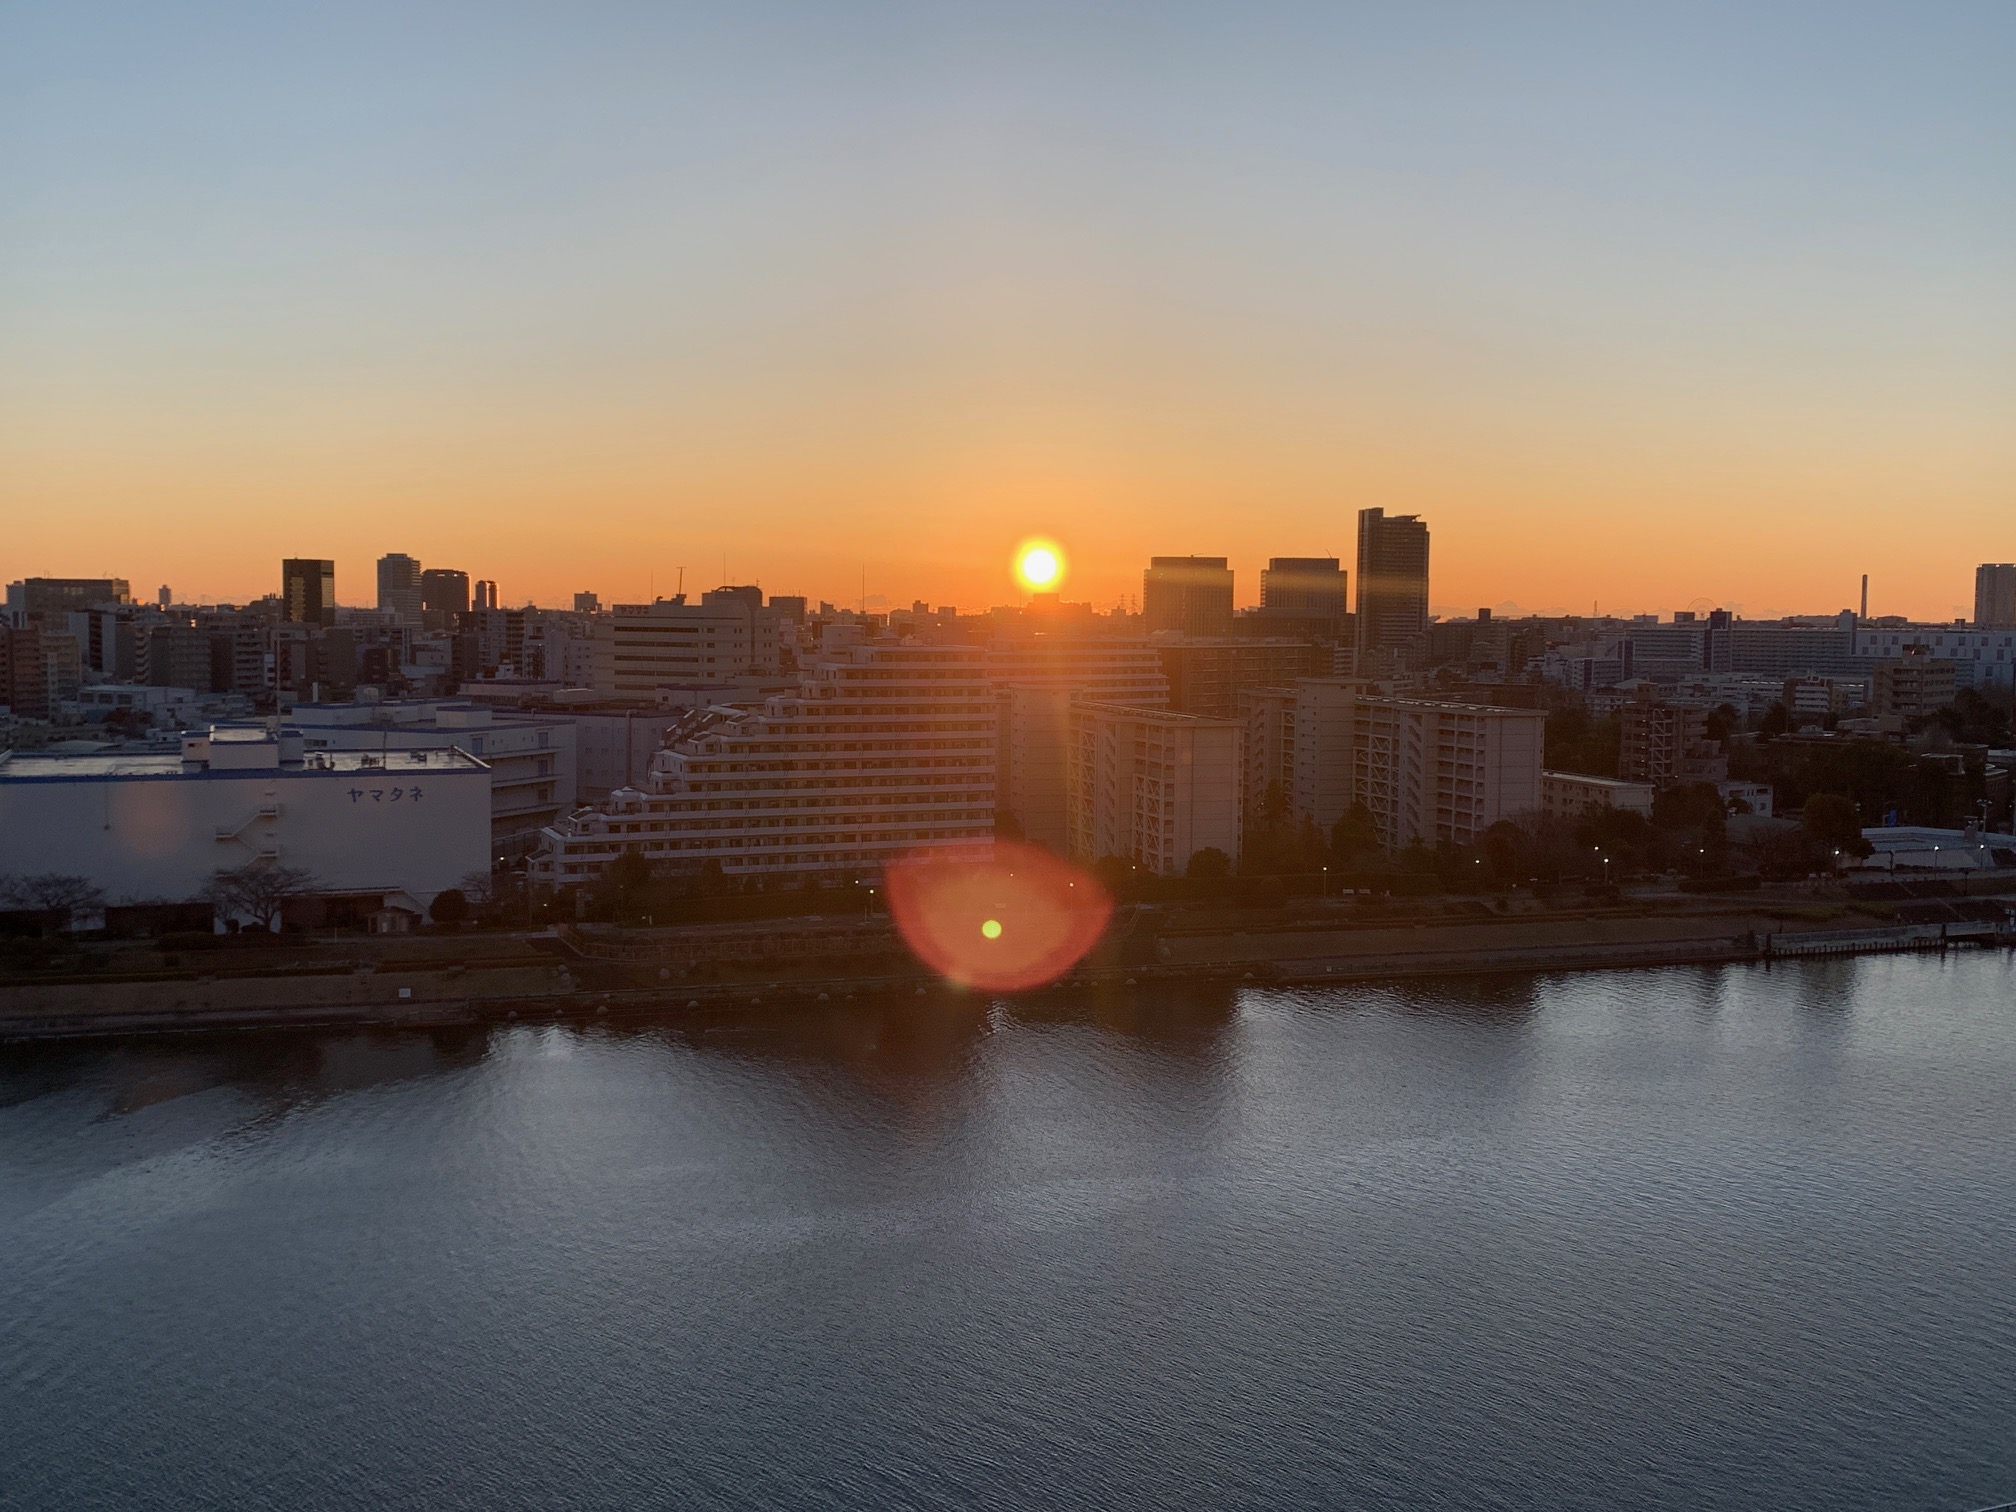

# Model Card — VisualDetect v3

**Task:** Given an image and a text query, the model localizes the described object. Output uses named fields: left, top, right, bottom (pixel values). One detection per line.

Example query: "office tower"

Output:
left=157, top=585, right=172, bottom=608
left=474, top=579, right=498, bottom=611
left=281, top=559, right=336, bottom=626
left=1976, top=564, right=2016, bottom=627
left=421, top=568, right=471, bottom=627
left=573, top=591, right=601, bottom=614
left=377, top=553, right=423, bottom=625
left=1354, top=508, right=1430, bottom=659
left=1143, top=556, right=1234, bottom=637
left=1260, top=557, right=1347, bottom=616
left=590, top=596, right=782, bottom=695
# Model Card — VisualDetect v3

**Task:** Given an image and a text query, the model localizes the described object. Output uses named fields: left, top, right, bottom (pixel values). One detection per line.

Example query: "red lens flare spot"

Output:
left=884, top=841, right=1112, bottom=992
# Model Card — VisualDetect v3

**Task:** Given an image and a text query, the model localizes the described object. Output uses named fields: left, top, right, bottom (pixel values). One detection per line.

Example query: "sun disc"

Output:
left=1013, top=539, right=1065, bottom=593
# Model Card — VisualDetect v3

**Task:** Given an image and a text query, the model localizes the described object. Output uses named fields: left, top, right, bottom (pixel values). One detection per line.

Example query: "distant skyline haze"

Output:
left=2, top=1, right=2011, bottom=619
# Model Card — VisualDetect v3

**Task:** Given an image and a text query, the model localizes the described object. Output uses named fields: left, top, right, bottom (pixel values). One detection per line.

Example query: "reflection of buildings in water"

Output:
left=1003, top=981, right=1239, bottom=1052
left=1779, top=957, right=1860, bottom=1018
left=2, top=1026, right=491, bottom=1123
left=656, top=992, right=996, bottom=1101
left=1375, top=972, right=1543, bottom=1025
left=1677, top=962, right=1732, bottom=1019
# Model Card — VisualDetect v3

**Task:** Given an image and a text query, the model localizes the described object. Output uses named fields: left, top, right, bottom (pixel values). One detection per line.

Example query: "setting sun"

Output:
left=1014, top=540, right=1065, bottom=594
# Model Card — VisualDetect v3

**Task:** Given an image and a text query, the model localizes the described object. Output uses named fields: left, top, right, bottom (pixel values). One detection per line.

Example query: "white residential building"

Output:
left=1853, top=625, right=2016, bottom=692
left=1246, top=679, right=1546, bottom=850
left=531, top=641, right=995, bottom=888
left=1066, top=703, right=1242, bottom=875
left=987, top=637, right=1169, bottom=851
left=0, top=726, right=489, bottom=916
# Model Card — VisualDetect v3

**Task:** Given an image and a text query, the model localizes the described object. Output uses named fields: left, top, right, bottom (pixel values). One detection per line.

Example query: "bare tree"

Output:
left=457, top=869, right=501, bottom=911
left=199, top=865, right=319, bottom=932
left=2, top=874, right=107, bottom=929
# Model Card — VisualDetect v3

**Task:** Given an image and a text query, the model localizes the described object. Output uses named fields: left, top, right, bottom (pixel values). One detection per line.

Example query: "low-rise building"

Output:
left=0, top=726, right=489, bottom=918
left=1620, top=699, right=1728, bottom=787
left=288, top=700, right=576, bottom=861
left=591, top=594, right=783, bottom=697
left=1542, top=771, right=1657, bottom=822
left=1872, top=650, right=1959, bottom=720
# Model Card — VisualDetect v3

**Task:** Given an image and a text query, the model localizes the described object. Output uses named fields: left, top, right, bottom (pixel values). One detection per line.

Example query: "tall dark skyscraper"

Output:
left=281, top=558, right=336, bottom=626
left=1143, top=556, right=1234, bottom=637
left=1354, top=509, right=1429, bottom=659
left=1259, top=557, right=1347, bottom=617
left=377, top=553, right=423, bottom=625
left=1975, top=563, right=2016, bottom=627
left=420, top=568, right=471, bottom=627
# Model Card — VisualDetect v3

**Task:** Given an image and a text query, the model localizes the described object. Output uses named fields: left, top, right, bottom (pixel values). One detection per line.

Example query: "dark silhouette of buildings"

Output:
left=1143, top=556, right=1234, bottom=637
left=281, top=559, right=335, bottom=626
left=1355, top=509, right=1429, bottom=662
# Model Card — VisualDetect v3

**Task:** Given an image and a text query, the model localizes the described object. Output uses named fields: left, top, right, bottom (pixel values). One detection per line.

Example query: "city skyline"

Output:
left=4, top=3, right=2012, bottom=620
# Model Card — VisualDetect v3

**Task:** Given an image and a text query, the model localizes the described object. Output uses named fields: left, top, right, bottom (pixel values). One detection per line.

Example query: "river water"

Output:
left=4, top=954, right=2015, bottom=1511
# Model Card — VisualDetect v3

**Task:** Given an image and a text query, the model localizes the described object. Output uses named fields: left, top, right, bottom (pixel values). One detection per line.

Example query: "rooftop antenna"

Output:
left=675, top=565, right=686, bottom=598
left=1860, top=573, right=1868, bottom=619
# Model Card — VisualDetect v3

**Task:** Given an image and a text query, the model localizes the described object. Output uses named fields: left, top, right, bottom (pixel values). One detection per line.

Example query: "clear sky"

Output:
left=3, top=1, right=2011, bottom=618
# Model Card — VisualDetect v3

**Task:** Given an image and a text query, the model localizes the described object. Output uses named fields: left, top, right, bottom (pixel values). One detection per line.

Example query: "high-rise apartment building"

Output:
left=1067, top=704, right=1242, bottom=875
left=474, top=579, right=499, bottom=612
left=1260, top=557, right=1347, bottom=616
left=1976, top=563, right=2016, bottom=627
left=281, top=559, right=336, bottom=626
left=984, top=638, right=1171, bottom=852
left=377, top=553, right=424, bottom=625
left=421, top=569, right=471, bottom=627
left=1143, top=556, right=1235, bottom=637
left=1243, top=679, right=1545, bottom=850
left=531, top=641, right=997, bottom=887
left=1354, top=509, right=1430, bottom=660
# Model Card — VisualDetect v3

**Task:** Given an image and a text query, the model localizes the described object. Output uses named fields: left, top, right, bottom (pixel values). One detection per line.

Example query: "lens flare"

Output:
left=884, top=841, right=1111, bottom=991
left=1014, top=539, right=1065, bottom=593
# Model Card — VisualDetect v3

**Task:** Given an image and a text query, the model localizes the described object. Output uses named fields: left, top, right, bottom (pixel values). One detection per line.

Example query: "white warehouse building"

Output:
left=288, top=699, right=576, bottom=861
left=0, top=725, right=489, bottom=919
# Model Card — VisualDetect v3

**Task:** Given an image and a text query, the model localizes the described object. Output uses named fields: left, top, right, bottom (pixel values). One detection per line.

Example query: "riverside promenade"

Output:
left=4, top=887, right=2012, bottom=1042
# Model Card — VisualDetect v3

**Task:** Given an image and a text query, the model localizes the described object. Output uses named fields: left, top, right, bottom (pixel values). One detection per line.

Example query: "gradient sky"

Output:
left=3, top=1, right=2012, bottom=619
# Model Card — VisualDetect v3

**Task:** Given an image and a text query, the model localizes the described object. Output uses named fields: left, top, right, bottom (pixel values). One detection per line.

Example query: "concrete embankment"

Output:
left=1, top=906, right=2008, bottom=1041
